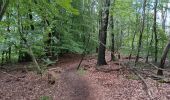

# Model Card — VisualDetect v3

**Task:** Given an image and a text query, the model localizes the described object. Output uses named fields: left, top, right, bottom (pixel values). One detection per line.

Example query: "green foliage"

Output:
left=0, top=0, right=170, bottom=66
left=56, top=0, right=79, bottom=15
left=43, top=58, right=56, bottom=66
left=0, top=0, right=97, bottom=66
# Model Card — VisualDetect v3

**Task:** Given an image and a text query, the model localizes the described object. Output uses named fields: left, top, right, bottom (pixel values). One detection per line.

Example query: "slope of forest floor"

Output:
left=0, top=52, right=170, bottom=100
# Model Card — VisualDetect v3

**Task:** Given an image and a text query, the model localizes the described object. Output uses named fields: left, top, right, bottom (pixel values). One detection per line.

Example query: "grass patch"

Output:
left=40, top=96, right=51, bottom=100
left=77, top=67, right=86, bottom=76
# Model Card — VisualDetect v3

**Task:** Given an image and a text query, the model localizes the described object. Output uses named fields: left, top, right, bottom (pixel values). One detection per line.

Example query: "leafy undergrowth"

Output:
left=0, top=52, right=170, bottom=100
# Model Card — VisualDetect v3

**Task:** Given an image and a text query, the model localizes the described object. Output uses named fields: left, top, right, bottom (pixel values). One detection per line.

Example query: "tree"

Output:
left=153, top=0, right=158, bottom=62
left=110, top=16, right=116, bottom=61
left=157, top=39, right=170, bottom=75
left=97, top=0, right=110, bottom=66
left=135, top=0, right=147, bottom=64
left=161, top=6, right=167, bottom=33
left=110, top=0, right=116, bottom=61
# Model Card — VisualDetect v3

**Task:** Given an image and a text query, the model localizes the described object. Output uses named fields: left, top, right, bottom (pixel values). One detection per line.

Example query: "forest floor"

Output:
left=0, top=52, right=170, bottom=100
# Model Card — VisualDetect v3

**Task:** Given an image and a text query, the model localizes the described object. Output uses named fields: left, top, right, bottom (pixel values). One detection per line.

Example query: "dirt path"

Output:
left=0, top=52, right=170, bottom=100
left=56, top=70, right=91, bottom=100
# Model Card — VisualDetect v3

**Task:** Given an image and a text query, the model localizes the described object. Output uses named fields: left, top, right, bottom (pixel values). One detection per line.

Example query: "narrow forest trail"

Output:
left=0, top=52, right=170, bottom=100
left=48, top=52, right=170, bottom=100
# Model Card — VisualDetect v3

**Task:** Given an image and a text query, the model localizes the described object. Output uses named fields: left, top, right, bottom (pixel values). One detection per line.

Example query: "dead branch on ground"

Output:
left=131, top=68, right=153, bottom=100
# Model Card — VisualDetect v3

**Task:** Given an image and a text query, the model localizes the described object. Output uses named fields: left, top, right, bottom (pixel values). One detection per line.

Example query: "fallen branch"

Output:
left=0, top=70, right=20, bottom=80
left=130, top=68, right=153, bottom=100
left=96, top=67, right=123, bottom=73
left=134, top=67, right=170, bottom=83
left=118, top=61, right=153, bottom=100
left=148, top=63, right=169, bottom=72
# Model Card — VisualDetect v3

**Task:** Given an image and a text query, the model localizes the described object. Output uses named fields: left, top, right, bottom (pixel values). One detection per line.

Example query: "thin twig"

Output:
left=77, top=34, right=91, bottom=70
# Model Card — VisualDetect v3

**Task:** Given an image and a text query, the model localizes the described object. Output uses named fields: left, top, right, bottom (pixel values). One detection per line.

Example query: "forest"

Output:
left=0, top=0, right=170, bottom=100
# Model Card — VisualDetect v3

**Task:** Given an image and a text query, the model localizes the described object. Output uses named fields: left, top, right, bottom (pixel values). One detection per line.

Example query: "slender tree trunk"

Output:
left=145, top=7, right=151, bottom=63
left=8, top=47, right=11, bottom=62
left=7, top=12, right=11, bottom=63
left=135, top=0, right=147, bottom=64
left=5, top=51, right=8, bottom=62
left=129, top=12, right=139, bottom=60
left=161, top=3, right=168, bottom=33
left=110, top=16, right=116, bottom=61
left=119, top=29, right=123, bottom=50
left=97, top=0, right=110, bottom=66
left=153, top=0, right=158, bottom=62
left=129, top=31, right=136, bottom=60
left=146, top=32, right=153, bottom=63
left=157, top=40, right=170, bottom=75
left=17, top=2, right=41, bottom=73
left=1, top=51, right=5, bottom=65
left=110, top=0, right=116, bottom=61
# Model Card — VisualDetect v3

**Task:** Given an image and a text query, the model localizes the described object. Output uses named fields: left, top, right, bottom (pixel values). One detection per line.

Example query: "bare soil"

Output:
left=0, top=52, right=170, bottom=100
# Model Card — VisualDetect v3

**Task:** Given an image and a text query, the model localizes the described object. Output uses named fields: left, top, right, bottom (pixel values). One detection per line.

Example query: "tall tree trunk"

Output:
left=153, top=0, right=158, bottom=62
left=1, top=51, right=5, bottom=65
left=145, top=6, right=151, bottom=63
left=97, top=0, right=110, bottom=66
left=110, top=0, right=116, bottom=61
left=129, top=9, right=139, bottom=60
left=146, top=32, right=153, bottom=63
left=135, top=0, right=147, bottom=63
left=110, top=16, right=116, bottom=61
left=129, top=31, right=136, bottom=60
left=7, top=12, right=11, bottom=63
left=8, top=47, right=11, bottom=63
left=157, top=40, right=170, bottom=75
left=161, top=3, right=168, bottom=33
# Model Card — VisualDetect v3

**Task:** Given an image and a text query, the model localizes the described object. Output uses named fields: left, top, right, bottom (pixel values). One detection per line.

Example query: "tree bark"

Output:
left=157, top=40, right=170, bottom=75
left=135, top=0, right=147, bottom=64
left=129, top=8, right=139, bottom=60
left=153, top=0, right=158, bottom=62
left=145, top=6, right=152, bottom=63
left=146, top=32, right=153, bottom=63
left=129, top=31, right=136, bottom=60
left=97, top=0, right=110, bottom=66
left=1, top=51, right=5, bottom=65
left=161, top=3, right=168, bottom=33
left=110, top=16, right=116, bottom=61
left=7, top=12, right=11, bottom=63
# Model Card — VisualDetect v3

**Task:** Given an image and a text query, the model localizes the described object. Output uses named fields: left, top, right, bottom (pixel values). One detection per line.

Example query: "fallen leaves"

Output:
left=0, top=52, right=170, bottom=100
